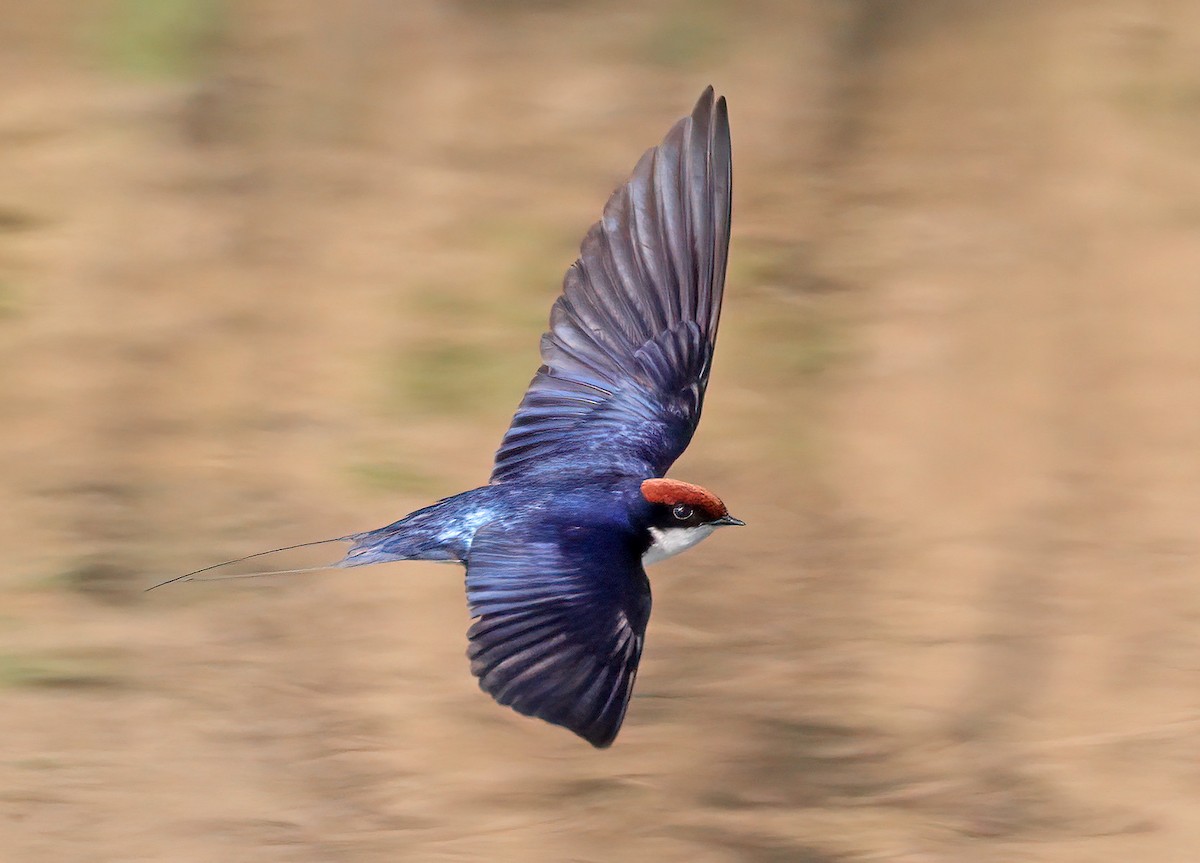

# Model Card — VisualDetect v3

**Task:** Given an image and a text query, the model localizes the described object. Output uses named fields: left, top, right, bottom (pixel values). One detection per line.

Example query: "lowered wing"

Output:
left=464, top=523, right=651, bottom=747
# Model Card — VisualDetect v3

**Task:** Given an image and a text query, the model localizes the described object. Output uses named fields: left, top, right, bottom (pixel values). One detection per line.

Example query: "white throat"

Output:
left=643, top=524, right=716, bottom=566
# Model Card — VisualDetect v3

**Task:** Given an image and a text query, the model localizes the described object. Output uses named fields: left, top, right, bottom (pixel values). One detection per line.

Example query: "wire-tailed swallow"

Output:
left=153, top=87, right=741, bottom=747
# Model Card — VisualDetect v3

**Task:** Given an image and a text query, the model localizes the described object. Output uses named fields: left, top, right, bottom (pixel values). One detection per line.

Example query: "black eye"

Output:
left=672, top=504, right=693, bottom=521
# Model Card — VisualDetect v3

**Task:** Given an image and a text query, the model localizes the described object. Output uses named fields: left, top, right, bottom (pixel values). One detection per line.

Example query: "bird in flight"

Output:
left=153, top=87, right=741, bottom=747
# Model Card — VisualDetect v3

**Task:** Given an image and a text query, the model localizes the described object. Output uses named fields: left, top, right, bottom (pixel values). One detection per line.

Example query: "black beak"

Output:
left=714, top=514, right=746, bottom=527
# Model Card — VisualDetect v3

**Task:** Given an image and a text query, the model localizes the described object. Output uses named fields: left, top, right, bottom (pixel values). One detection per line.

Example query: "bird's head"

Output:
left=639, top=478, right=744, bottom=565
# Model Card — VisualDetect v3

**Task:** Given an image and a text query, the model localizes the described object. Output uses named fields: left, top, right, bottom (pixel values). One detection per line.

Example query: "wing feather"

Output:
left=465, top=525, right=651, bottom=748
left=491, top=88, right=732, bottom=483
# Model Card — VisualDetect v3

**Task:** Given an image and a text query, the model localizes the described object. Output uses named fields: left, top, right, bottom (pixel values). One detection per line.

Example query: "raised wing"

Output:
left=490, top=87, right=732, bottom=483
left=464, top=523, right=651, bottom=747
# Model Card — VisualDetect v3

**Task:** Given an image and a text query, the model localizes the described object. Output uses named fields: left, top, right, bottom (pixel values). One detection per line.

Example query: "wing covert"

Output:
left=491, top=87, right=732, bottom=483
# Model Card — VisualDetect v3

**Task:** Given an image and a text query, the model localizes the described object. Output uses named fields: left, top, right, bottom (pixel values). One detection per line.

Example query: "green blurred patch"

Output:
left=1117, top=77, right=1200, bottom=128
left=0, top=280, right=20, bottom=320
left=409, top=281, right=476, bottom=321
left=731, top=240, right=803, bottom=292
left=409, top=278, right=545, bottom=337
left=391, top=340, right=526, bottom=417
left=731, top=241, right=853, bottom=380
left=0, top=652, right=123, bottom=690
left=388, top=215, right=572, bottom=419
left=453, top=0, right=593, bottom=14
left=637, top=0, right=729, bottom=69
left=774, top=311, right=846, bottom=378
left=1111, top=32, right=1200, bottom=149
left=417, top=214, right=575, bottom=325
left=460, top=213, right=578, bottom=305
left=92, top=0, right=226, bottom=80
left=345, top=460, right=440, bottom=496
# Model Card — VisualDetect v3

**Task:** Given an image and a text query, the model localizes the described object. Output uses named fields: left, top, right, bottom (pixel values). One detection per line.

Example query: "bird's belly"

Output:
left=642, top=525, right=716, bottom=566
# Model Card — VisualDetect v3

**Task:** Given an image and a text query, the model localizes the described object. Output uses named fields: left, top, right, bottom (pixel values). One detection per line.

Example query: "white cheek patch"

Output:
left=643, top=525, right=716, bottom=566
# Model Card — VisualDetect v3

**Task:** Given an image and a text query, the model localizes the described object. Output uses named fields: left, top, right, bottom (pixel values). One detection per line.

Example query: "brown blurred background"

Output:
left=2, top=1, right=1199, bottom=861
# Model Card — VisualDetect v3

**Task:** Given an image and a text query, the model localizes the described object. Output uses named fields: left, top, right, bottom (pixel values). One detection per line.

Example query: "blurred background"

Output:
left=1, top=1, right=1199, bottom=860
